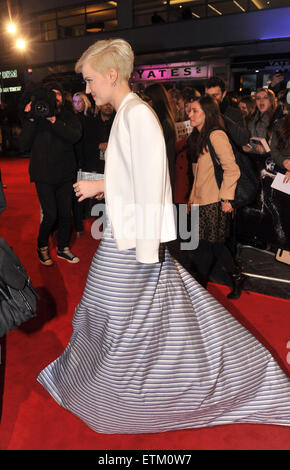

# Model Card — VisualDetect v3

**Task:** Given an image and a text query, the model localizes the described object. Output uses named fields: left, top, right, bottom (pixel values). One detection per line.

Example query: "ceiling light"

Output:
left=208, top=4, right=222, bottom=15
left=233, top=1, right=246, bottom=12
left=167, top=0, right=196, bottom=4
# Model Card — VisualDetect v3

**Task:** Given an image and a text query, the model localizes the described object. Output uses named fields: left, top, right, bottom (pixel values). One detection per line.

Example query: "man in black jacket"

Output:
left=19, top=81, right=82, bottom=266
left=205, top=76, right=250, bottom=148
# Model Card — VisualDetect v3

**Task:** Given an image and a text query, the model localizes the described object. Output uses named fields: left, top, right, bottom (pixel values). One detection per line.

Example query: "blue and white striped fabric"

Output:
left=37, top=224, right=290, bottom=434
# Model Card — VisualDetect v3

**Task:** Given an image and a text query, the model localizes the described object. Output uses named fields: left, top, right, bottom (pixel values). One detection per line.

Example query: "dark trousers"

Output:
left=191, top=239, right=237, bottom=287
left=35, top=181, right=73, bottom=250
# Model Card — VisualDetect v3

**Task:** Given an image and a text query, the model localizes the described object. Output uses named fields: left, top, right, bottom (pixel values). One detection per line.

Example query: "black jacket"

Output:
left=271, top=119, right=290, bottom=171
left=94, top=112, right=115, bottom=174
left=221, top=103, right=250, bottom=148
left=74, top=111, right=99, bottom=172
left=162, top=118, right=176, bottom=194
left=19, top=106, right=82, bottom=185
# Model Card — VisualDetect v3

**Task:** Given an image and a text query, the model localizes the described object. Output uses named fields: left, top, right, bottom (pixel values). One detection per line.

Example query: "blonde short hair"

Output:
left=75, top=38, right=134, bottom=81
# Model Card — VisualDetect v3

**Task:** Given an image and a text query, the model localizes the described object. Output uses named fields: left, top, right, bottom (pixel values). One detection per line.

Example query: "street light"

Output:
left=6, top=21, right=27, bottom=51
left=7, top=22, right=17, bottom=34
left=16, top=39, right=26, bottom=51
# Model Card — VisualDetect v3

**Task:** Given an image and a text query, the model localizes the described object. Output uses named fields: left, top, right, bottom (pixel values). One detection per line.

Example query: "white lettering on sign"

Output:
left=133, top=64, right=208, bottom=81
left=0, top=86, right=22, bottom=93
left=268, top=60, right=290, bottom=68
left=0, top=69, right=18, bottom=79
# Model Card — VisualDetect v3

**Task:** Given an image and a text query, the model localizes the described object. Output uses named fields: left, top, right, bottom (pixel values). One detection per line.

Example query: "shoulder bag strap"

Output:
left=207, top=133, right=223, bottom=189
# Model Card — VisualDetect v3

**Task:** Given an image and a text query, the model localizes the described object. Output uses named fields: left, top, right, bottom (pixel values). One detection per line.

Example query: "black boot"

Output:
left=227, top=273, right=247, bottom=299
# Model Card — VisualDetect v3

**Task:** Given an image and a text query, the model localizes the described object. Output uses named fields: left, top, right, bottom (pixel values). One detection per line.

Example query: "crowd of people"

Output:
left=137, top=75, right=289, bottom=297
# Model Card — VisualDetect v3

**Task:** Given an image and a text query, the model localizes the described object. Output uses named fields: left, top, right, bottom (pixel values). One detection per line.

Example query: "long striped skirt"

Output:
left=37, top=224, right=290, bottom=434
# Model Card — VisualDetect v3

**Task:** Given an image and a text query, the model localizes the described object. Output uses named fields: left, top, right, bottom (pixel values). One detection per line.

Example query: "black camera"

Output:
left=29, top=87, right=57, bottom=119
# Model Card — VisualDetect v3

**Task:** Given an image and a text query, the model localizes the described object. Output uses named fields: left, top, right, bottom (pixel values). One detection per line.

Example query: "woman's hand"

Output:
left=24, top=101, right=35, bottom=122
left=283, top=159, right=290, bottom=172
left=221, top=200, right=234, bottom=213
left=255, top=144, right=266, bottom=154
left=242, top=144, right=252, bottom=153
left=242, top=143, right=265, bottom=154
left=73, top=180, right=104, bottom=202
left=99, top=142, right=108, bottom=151
left=46, top=116, right=56, bottom=124
left=283, top=171, right=290, bottom=184
left=24, top=101, right=32, bottom=113
left=187, top=198, right=194, bottom=214
left=282, top=160, right=290, bottom=183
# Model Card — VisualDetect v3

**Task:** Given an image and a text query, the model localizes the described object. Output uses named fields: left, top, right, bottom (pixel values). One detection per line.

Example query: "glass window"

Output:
left=34, top=2, right=118, bottom=40
left=37, top=11, right=57, bottom=22
left=86, top=3, right=117, bottom=32
left=58, top=15, right=85, bottom=28
left=40, top=19, right=57, bottom=41
left=134, top=0, right=166, bottom=27
left=86, top=2, right=115, bottom=13
left=56, top=6, right=85, bottom=38
left=57, top=7, right=84, bottom=18
left=263, top=74, right=272, bottom=89
left=241, top=74, right=257, bottom=90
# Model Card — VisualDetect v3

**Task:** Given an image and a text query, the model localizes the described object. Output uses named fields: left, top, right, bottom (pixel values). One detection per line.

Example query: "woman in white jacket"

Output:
left=38, top=38, right=290, bottom=435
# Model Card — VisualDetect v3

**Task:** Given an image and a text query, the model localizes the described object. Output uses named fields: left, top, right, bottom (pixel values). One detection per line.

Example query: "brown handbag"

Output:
left=275, top=248, right=290, bottom=266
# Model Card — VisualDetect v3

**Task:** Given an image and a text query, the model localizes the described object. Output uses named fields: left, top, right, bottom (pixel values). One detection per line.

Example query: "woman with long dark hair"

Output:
left=144, top=83, right=176, bottom=194
left=238, top=94, right=256, bottom=125
left=187, top=95, right=245, bottom=298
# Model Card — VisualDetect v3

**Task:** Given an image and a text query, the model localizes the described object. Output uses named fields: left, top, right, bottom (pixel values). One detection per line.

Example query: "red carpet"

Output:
left=0, top=156, right=289, bottom=450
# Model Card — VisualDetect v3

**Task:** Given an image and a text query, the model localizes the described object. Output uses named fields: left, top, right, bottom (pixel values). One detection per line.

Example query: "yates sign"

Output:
left=134, top=63, right=208, bottom=81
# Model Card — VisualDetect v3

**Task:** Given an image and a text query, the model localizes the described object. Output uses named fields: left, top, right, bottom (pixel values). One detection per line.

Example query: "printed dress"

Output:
left=37, top=222, right=290, bottom=434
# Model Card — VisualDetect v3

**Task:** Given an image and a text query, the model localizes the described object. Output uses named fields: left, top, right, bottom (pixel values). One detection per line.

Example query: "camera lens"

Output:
left=36, top=102, right=48, bottom=113
left=34, top=100, right=49, bottom=117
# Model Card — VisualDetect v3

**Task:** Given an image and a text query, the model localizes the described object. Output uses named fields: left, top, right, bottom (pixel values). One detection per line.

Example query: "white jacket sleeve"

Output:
left=125, top=103, right=168, bottom=263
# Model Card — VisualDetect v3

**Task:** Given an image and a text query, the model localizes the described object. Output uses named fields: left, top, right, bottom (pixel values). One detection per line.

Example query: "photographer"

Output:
left=19, top=81, right=82, bottom=265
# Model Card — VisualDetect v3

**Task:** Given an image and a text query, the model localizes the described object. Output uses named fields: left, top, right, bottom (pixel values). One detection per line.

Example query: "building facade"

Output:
left=1, top=0, right=290, bottom=96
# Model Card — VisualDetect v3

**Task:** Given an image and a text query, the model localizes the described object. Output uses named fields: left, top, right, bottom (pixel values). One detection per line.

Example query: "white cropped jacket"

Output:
left=104, top=92, right=176, bottom=263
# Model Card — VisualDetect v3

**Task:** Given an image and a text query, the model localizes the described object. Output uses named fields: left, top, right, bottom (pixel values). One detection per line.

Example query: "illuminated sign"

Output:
left=0, top=69, right=21, bottom=93
left=133, top=62, right=208, bottom=81
left=0, top=86, right=22, bottom=93
left=0, top=70, right=18, bottom=79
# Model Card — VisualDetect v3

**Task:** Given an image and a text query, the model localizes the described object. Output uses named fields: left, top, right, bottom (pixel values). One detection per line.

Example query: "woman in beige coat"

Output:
left=187, top=95, right=245, bottom=298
